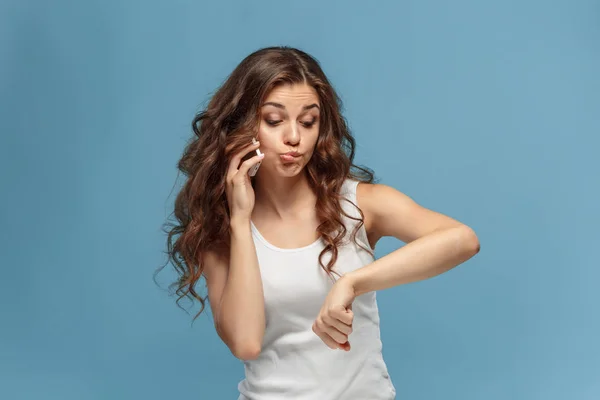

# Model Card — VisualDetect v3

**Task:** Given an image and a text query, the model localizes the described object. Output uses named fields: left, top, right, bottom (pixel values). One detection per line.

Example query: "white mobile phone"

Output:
left=247, top=138, right=262, bottom=177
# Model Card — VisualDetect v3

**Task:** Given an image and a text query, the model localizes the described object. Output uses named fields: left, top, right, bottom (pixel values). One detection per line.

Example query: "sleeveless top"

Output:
left=237, top=178, right=396, bottom=400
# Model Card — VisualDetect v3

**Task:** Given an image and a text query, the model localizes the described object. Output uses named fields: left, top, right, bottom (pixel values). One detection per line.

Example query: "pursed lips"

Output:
left=280, top=151, right=302, bottom=162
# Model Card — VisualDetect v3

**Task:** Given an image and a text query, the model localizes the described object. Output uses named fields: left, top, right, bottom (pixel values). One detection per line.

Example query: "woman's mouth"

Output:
left=280, top=152, right=302, bottom=162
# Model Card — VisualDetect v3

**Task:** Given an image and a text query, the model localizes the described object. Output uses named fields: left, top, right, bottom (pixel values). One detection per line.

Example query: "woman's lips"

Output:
left=280, top=152, right=302, bottom=162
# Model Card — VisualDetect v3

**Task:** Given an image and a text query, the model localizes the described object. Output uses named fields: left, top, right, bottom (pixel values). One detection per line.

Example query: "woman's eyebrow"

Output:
left=261, top=102, right=320, bottom=111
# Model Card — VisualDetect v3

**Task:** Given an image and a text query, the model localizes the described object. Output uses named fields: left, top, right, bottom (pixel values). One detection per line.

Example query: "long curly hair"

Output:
left=158, top=46, right=375, bottom=319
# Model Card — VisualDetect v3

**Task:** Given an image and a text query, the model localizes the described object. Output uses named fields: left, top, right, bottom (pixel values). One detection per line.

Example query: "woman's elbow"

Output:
left=216, top=323, right=263, bottom=360
left=231, top=341, right=262, bottom=361
left=460, top=225, right=480, bottom=256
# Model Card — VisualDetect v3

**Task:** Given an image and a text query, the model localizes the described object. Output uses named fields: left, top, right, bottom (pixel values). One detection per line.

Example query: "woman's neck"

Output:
left=252, top=173, right=317, bottom=221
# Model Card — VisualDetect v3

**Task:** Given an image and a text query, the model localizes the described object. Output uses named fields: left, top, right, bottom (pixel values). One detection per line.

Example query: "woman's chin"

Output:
left=258, top=163, right=305, bottom=178
left=277, top=163, right=305, bottom=177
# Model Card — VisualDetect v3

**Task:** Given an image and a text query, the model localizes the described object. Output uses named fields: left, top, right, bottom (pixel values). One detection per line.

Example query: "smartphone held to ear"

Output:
left=245, top=138, right=262, bottom=177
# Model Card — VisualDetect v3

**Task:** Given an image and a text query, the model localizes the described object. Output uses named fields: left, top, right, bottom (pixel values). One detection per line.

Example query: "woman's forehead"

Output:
left=263, top=83, right=319, bottom=105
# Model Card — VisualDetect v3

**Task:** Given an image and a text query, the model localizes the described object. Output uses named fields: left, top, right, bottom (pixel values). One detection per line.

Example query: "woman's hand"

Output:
left=312, top=276, right=356, bottom=351
left=226, top=140, right=264, bottom=222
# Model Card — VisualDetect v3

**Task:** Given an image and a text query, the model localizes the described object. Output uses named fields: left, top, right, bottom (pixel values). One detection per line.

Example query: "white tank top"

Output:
left=238, top=178, right=396, bottom=400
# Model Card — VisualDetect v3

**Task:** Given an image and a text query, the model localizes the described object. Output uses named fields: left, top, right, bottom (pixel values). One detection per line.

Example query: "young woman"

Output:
left=164, top=46, right=480, bottom=399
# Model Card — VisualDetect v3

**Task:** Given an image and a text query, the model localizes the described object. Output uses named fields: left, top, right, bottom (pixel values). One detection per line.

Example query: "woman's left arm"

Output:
left=345, top=182, right=481, bottom=295
left=312, top=183, right=480, bottom=350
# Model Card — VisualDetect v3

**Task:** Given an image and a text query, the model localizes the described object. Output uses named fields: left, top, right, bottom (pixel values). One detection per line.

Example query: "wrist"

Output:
left=230, top=216, right=251, bottom=232
left=339, top=273, right=361, bottom=297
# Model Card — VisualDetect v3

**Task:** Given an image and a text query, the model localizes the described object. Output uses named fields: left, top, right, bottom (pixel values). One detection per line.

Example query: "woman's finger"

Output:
left=313, top=324, right=340, bottom=350
left=330, top=307, right=353, bottom=326
left=227, top=140, right=261, bottom=180
left=323, top=314, right=352, bottom=336
left=322, top=324, right=348, bottom=344
left=236, top=152, right=264, bottom=178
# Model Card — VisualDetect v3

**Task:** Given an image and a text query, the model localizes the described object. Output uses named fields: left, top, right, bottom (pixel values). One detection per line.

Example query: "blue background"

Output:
left=1, top=0, right=598, bottom=399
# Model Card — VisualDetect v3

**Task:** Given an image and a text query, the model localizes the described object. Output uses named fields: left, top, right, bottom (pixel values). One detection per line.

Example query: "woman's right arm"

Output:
left=202, top=140, right=266, bottom=361
left=203, top=220, right=265, bottom=361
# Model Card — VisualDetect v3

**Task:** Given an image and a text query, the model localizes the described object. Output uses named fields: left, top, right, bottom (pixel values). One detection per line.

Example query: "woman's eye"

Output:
left=301, top=118, right=317, bottom=128
left=266, top=119, right=282, bottom=126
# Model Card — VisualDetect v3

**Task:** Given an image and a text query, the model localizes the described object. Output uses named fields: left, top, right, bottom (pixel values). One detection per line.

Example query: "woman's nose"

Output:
left=284, top=123, right=301, bottom=146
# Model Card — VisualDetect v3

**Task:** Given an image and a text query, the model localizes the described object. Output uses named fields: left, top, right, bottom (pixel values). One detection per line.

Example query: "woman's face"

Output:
left=255, top=83, right=320, bottom=178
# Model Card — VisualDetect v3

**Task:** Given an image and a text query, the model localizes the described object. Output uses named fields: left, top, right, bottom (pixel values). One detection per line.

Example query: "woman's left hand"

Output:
left=312, top=276, right=356, bottom=351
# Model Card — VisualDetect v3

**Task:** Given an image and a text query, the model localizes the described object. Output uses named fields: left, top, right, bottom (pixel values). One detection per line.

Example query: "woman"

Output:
left=164, top=46, right=480, bottom=399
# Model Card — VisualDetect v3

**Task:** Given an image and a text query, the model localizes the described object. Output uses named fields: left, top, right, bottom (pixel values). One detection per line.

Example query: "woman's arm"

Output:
left=312, top=182, right=480, bottom=350
left=346, top=182, right=480, bottom=294
left=203, top=218, right=265, bottom=360
left=203, top=140, right=267, bottom=361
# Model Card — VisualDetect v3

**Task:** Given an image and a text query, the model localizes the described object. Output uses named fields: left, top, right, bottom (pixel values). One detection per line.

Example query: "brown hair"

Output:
left=157, top=46, right=375, bottom=319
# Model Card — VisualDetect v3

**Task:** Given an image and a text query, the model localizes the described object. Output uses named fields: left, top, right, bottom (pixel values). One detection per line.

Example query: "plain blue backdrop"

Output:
left=1, top=0, right=598, bottom=399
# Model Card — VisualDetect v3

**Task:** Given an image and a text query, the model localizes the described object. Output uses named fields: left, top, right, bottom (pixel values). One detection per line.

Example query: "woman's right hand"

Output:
left=226, top=140, right=264, bottom=222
